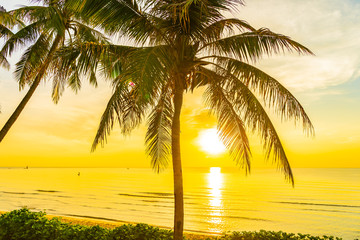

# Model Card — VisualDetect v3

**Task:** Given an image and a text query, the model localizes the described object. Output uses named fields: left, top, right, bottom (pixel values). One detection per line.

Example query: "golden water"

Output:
left=0, top=167, right=359, bottom=239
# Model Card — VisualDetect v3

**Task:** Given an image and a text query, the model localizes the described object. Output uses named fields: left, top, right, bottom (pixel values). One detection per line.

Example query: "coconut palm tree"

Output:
left=0, top=6, right=24, bottom=69
left=0, top=0, right=107, bottom=142
left=66, top=0, right=315, bottom=239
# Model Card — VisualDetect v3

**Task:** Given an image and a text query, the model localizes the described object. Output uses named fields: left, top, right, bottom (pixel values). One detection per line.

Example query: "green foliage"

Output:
left=0, top=208, right=63, bottom=240
left=108, top=223, right=173, bottom=240
left=0, top=209, right=170, bottom=240
left=217, top=230, right=344, bottom=240
left=0, top=209, right=347, bottom=240
left=0, top=208, right=109, bottom=240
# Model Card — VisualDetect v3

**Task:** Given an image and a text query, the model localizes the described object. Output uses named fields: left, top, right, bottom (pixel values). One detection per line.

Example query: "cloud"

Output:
left=184, top=108, right=217, bottom=129
left=233, top=0, right=360, bottom=91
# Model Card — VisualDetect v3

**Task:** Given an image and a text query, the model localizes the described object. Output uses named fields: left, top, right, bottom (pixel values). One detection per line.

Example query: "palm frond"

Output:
left=0, top=50, right=10, bottom=69
left=14, top=33, right=51, bottom=89
left=72, top=20, right=109, bottom=43
left=67, top=0, right=168, bottom=45
left=67, top=63, right=81, bottom=92
left=51, top=72, right=66, bottom=104
left=145, top=86, right=173, bottom=172
left=92, top=80, right=153, bottom=151
left=120, top=85, right=153, bottom=135
left=189, top=69, right=209, bottom=91
left=0, top=22, right=14, bottom=69
left=213, top=67, right=295, bottom=184
left=88, top=68, right=98, bottom=87
left=201, top=28, right=313, bottom=62
left=214, top=56, right=314, bottom=135
left=154, top=0, right=243, bottom=25
left=200, top=67, right=251, bottom=172
left=200, top=18, right=256, bottom=44
left=51, top=49, right=80, bottom=103
left=47, top=6, right=66, bottom=34
left=0, top=9, right=25, bottom=29
left=149, top=0, right=242, bottom=44
left=0, top=23, right=15, bottom=40
left=92, top=82, right=127, bottom=151
left=120, top=45, right=172, bottom=94
left=58, top=41, right=136, bottom=79
left=11, top=6, right=52, bottom=23
left=0, top=20, right=46, bottom=57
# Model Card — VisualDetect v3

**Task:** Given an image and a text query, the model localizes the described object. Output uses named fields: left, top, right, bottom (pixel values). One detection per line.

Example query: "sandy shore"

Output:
left=0, top=211, right=217, bottom=239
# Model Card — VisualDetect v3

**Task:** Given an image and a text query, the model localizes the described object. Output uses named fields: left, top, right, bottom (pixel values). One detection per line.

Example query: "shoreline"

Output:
left=0, top=210, right=217, bottom=239
left=0, top=209, right=349, bottom=240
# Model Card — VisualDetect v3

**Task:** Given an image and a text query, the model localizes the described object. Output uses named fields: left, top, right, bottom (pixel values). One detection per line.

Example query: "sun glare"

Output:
left=197, top=128, right=226, bottom=155
left=207, top=167, right=223, bottom=230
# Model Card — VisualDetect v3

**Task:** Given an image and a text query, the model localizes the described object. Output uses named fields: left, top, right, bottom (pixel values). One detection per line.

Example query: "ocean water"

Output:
left=0, top=167, right=359, bottom=239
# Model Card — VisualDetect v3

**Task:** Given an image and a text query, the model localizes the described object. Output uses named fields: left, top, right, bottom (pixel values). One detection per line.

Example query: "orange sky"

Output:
left=1, top=0, right=360, bottom=169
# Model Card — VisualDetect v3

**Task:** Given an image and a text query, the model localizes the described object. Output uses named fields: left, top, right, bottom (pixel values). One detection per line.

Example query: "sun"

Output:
left=197, top=128, right=226, bottom=155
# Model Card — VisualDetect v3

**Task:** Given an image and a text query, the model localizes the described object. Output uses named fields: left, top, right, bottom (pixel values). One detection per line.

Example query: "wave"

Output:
left=186, top=213, right=270, bottom=222
left=64, top=214, right=127, bottom=223
left=36, top=190, right=61, bottom=193
left=3, top=191, right=26, bottom=195
left=118, top=193, right=173, bottom=199
left=302, top=208, right=354, bottom=214
left=140, top=192, right=173, bottom=196
left=110, top=201, right=172, bottom=209
left=273, top=201, right=360, bottom=209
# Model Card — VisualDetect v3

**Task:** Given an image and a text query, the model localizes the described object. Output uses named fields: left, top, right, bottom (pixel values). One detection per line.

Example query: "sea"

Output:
left=0, top=167, right=359, bottom=239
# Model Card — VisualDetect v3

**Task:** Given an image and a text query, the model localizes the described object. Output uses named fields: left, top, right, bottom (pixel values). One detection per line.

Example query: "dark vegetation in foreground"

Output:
left=0, top=208, right=349, bottom=240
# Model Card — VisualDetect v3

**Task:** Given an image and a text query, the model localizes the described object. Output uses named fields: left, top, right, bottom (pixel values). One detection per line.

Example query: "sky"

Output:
left=0, top=0, right=359, bottom=169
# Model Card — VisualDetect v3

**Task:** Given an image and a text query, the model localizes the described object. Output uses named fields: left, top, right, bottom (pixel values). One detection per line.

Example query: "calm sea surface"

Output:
left=0, top=168, right=359, bottom=239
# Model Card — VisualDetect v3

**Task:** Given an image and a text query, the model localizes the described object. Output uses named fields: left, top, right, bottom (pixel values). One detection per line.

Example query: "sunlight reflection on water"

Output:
left=207, top=167, right=223, bottom=232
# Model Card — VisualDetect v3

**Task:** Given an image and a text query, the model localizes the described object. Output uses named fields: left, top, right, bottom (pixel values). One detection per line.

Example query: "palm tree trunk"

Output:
left=0, top=35, right=62, bottom=143
left=0, top=76, right=41, bottom=142
left=172, top=83, right=185, bottom=240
